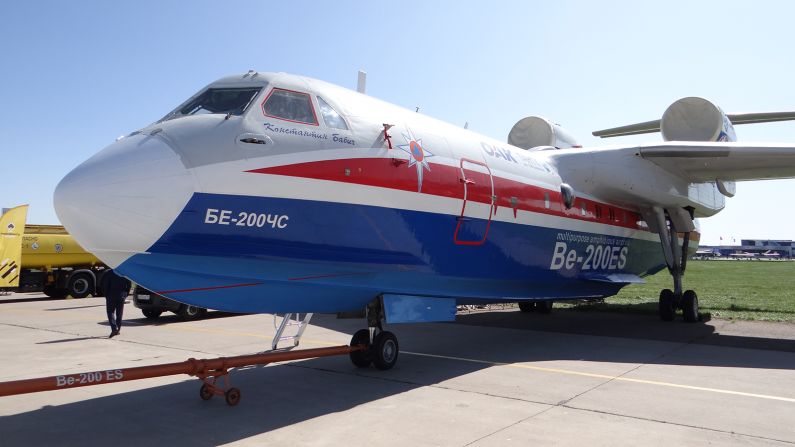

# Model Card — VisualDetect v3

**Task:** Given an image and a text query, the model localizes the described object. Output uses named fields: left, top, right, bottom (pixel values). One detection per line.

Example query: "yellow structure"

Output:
left=22, top=225, right=101, bottom=269
left=0, top=205, right=27, bottom=288
left=0, top=205, right=103, bottom=295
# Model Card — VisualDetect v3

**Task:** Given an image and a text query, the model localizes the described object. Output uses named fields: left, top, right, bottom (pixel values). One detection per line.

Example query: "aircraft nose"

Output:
left=54, top=133, right=194, bottom=268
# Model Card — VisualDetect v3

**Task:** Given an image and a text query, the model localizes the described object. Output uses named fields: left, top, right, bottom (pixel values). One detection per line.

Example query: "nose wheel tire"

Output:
left=371, top=331, right=399, bottom=370
left=659, top=289, right=675, bottom=321
left=682, top=290, right=699, bottom=322
left=349, top=329, right=372, bottom=368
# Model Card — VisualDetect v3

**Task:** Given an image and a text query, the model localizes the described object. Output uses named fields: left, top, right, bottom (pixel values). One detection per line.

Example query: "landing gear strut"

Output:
left=349, top=298, right=399, bottom=370
left=653, top=207, right=699, bottom=322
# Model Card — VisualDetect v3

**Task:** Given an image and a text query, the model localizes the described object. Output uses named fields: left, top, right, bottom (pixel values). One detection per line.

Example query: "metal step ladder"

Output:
left=271, top=313, right=313, bottom=350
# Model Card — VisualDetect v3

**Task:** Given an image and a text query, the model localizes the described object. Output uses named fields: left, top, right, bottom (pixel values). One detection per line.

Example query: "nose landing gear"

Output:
left=349, top=298, right=400, bottom=370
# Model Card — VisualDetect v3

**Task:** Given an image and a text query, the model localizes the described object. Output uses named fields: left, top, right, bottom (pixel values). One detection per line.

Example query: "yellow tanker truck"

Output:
left=1, top=205, right=107, bottom=298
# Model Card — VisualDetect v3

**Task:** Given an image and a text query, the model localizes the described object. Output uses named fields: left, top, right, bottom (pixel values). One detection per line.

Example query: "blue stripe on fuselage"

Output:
left=117, top=193, right=665, bottom=313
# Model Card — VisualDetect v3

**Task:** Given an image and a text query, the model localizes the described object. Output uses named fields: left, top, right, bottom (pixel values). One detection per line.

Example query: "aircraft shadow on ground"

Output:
left=451, top=308, right=795, bottom=358
left=0, top=360, right=454, bottom=447
left=129, top=306, right=795, bottom=365
left=2, top=310, right=794, bottom=445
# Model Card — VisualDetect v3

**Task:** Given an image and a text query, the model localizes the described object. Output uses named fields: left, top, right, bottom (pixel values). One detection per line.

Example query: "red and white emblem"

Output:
left=397, top=130, right=434, bottom=192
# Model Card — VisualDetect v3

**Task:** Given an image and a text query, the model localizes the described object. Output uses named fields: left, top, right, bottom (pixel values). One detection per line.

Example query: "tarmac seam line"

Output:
left=561, top=403, right=795, bottom=445
left=460, top=405, right=555, bottom=447
left=402, top=351, right=795, bottom=403
left=283, top=361, right=561, bottom=447
left=286, top=362, right=556, bottom=407
left=0, top=321, right=221, bottom=357
left=284, top=356, right=795, bottom=446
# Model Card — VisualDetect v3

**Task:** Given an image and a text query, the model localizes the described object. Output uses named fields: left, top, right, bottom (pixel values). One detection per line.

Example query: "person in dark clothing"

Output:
left=99, top=269, right=131, bottom=338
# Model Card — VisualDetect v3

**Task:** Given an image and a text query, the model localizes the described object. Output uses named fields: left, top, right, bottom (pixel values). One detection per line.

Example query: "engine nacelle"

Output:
left=661, top=97, right=736, bottom=142
left=508, top=116, right=580, bottom=150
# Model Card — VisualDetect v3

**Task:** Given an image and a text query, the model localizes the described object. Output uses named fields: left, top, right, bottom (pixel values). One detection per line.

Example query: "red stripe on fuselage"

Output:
left=157, top=282, right=263, bottom=294
left=246, top=158, right=643, bottom=230
left=288, top=272, right=371, bottom=281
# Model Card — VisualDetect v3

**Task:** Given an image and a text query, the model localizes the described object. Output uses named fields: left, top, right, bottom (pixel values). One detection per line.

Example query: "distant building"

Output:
left=697, top=239, right=793, bottom=259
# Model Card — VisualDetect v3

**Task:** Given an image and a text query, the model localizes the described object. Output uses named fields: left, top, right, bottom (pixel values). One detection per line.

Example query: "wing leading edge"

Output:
left=593, top=112, right=795, bottom=138
left=636, top=141, right=795, bottom=182
left=545, top=142, right=795, bottom=217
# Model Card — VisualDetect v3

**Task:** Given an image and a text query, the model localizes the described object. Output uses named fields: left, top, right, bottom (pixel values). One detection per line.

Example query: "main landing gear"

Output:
left=349, top=298, right=399, bottom=370
left=653, top=207, right=700, bottom=323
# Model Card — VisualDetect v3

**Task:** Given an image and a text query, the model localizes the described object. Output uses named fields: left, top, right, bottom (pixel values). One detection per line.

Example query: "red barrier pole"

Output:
left=0, top=345, right=362, bottom=397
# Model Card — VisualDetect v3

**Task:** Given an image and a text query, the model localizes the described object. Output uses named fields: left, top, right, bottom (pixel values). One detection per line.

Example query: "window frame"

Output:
left=160, top=86, right=264, bottom=122
left=261, top=87, right=319, bottom=126
left=316, top=95, right=349, bottom=130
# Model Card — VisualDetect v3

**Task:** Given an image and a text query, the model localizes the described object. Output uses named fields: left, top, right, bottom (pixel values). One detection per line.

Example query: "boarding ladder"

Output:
left=271, top=313, right=314, bottom=350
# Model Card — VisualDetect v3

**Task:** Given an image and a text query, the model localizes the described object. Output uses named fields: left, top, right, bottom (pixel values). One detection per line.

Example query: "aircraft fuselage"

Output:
left=55, top=72, right=687, bottom=313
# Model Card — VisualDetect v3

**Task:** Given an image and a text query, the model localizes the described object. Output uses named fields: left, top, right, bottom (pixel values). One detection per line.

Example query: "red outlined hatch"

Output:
left=453, top=158, right=495, bottom=245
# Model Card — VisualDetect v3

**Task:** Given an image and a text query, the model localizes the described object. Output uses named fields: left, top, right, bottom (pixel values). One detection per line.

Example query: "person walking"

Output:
left=100, top=269, right=131, bottom=338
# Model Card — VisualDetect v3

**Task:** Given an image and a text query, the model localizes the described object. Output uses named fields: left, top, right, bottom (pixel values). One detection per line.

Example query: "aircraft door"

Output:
left=453, top=158, right=495, bottom=245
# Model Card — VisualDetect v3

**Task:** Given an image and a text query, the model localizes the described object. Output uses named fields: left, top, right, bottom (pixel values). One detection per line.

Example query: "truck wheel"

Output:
left=43, top=285, right=68, bottom=299
left=67, top=273, right=93, bottom=299
left=142, top=309, right=162, bottom=320
left=177, top=305, right=206, bottom=321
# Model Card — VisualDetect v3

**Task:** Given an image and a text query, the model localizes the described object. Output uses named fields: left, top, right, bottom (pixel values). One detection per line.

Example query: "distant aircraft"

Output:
left=53, top=71, right=795, bottom=369
left=694, top=248, right=720, bottom=258
left=728, top=251, right=758, bottom=259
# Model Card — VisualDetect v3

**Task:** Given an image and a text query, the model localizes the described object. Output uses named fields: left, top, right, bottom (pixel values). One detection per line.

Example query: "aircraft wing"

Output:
left=550, top=141, right=795, bottom=183
left=545, top=141, right=795, bottom=218
left=633, top=141, right=795, bottom=182
left=593, top=112, right=795, bottom=138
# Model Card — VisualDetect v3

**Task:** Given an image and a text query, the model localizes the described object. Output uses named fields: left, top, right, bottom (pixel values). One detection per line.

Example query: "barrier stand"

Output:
left=0, top=344, right=363, bottom=406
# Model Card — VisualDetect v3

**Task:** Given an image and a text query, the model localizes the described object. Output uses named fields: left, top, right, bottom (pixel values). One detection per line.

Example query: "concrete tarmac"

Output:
left=1, top=292, right=794, bottom=446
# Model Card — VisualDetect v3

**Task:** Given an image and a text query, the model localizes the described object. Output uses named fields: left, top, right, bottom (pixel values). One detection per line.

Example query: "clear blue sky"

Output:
left=2, top=0, right=795, bottom=245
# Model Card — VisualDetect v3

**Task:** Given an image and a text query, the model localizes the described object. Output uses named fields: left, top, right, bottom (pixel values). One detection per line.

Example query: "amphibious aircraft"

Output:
left=54, top=71, right=795, bottom=369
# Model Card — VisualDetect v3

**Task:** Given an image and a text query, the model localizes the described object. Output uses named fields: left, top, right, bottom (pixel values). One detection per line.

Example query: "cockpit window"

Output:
left=172, top=87, right=262, bottom=118
left=317, top=96, right=348, bottom=130
left=262, top=88, right=318, bottom=125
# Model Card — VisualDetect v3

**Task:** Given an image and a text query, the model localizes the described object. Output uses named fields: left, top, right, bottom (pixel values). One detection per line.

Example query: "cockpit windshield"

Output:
left=163, top=87, right=262, bottom=121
